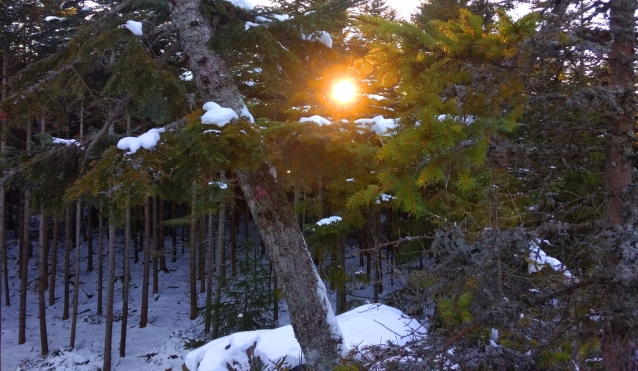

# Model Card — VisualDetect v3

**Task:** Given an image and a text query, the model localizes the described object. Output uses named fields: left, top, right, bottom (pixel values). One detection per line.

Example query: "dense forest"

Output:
left=0, top=0, right=636, bottom=370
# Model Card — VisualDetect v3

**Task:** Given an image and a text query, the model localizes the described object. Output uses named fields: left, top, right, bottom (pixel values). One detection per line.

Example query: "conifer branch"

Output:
left=155, top=41, right=181, bottom=70
left=81, top=93, right=131, bottom=168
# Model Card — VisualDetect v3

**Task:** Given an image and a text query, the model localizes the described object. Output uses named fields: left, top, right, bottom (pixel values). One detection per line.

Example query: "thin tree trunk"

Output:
left=70, top=201, right=81, bottom=348
left=336, top=238, right=346, bottom=314
left=103, top=216, right=116, bottom=371
left=86, top=207, right=93, bottom=272
left=204, top=207, right=214, bottom=335
left=171, top=201, right=177, bottom=262
left=169, top=2, right=344, bottom=366
left=19, top=119, right=32, bottom=345
left=152, top=195, right=159, bottom=295
left=49, top=214, right=59, bottom=306
left=159, top=198, right=168, bottom=272
left=199, top=214, right=205, bottom=293
left=63, top=205, right=71, bottom=320
left=120, top=200, right=131, bottom=357
left=230, top=202, right=237, bottom=276
left=38, top=207, right=49, bottom=355
left=140, top=195, right=150, bottom=328
left=189, top=183, right=198, bottom=320
left=1, top=48, right=8, bottom=310
left=212, top=173, right=226, bottom=338
left=97, top=204, right=103, bottom=315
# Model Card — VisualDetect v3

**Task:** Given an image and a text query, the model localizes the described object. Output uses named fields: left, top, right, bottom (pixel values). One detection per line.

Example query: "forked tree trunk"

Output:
left=140, top=195, right=150, bottom=328
left=120, top=200, right=131, bottom=356
left=103, top=216, right=116, bottom=371
left=169, top=2, right=343, bottom=368
left=38, top=207, right=49, bottom=355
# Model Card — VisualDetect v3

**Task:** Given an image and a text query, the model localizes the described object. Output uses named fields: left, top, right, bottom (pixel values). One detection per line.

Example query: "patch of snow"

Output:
left=52, top=137, right=79, bottom=146
left=208, top=182, right=228, bottom=189
left=245, top=21, right=260, bottom=30
left=240, top=103, right=255, bottom=123
left=300, top=115, right=331, bottom=126
left=527, top=239, right=574, bottom=279
left=346, top=178, right=355, bottom=182
left=223, top=0, right=255, bottom=10
left=354, top=115, right=396, bottom=135
left=201, top=102, right=238, bottom=127
left=185, top=304, right=424, bottom=371
left=45, top=16, right=65, bottom=21
left=316, top=216, right=342, bottom=226
left=366, top=94, right=387, bottom=101
left=269, top=165, right=277, bottom=181
left=117, top=127, right=164, bottom=154
left=179, top=70, right=193, bottom=81
left=124, top=20, right=143, bottom=36
left=302, top=31, right=332, bottom=48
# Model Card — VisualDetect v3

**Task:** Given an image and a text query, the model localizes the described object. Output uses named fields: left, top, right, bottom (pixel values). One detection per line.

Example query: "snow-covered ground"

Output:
left=0, top=219, right=415, bottom=370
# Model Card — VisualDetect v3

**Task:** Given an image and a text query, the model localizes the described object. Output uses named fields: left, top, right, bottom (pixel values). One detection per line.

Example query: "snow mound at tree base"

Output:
left=184, top=304, right=425, bottom=371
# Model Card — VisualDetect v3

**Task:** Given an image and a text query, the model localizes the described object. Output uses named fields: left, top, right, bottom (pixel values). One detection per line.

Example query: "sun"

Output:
left=331, top=79, right=356, bottom=104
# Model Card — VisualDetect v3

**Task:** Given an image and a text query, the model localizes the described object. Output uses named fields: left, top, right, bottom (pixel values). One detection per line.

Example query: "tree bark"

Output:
left=97, top=204, right=103, bottom=315
left=70, top=201, right=82, bottom=348
left=19, top=119, right=32, bottom=345
left=140, top=195, right=151, bottom=328
left=152, top=195, right=159, bottom=295
left=86, top=207, right=93, bottom=272
left=204, top=206, right=214, bottom=335
left=49, top=214, right=59, bottom=306
left=0, top=120, right=8, bottom=307
left=38, top=207, right=49, bottom=355
left=63, top=205, right=71, bottom=320
left=602, top=0, right=637, bottom=367
left=171, top=201, right=177, bottom=262
left=189, top=183, right=198, bottom=320
left=103, top=216, right=116, bottom=371
left=168, top=2, right=343, bottom=367
left=213, top=172, right=226, bottom=339
left=120, top=200, right=131, bottom=356
left=159, top=198, right=168, bottom=272
left=199, top=214, right=205, bottom=293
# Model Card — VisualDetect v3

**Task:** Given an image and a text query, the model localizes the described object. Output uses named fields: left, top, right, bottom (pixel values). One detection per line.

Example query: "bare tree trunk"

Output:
left=0, top=118, right=8, bottom=307
left=204, top=206, right=214, bottom=335
left=120, top=200, right=131, bottom=357
left=103, top=216, right=116, bottom=371
left=38, top=207, right=49, bottom=355
left=86, top=207, right=93, bottom=272
left=199, top=214, right=205, bottom=293
left=140, top=195, right=150, bottom=328
left=336, top=238, right=346, bottom=314
left=602, top=0, right=637, bottom=368
left=159, top=198, right=168, bottom=272
left=97, top=204, right=103, bottom=315
left=49, top=214, right=59, bottom=305
left=169, top=2, right=344, bottom=367
left=63, top=205, right=71, bottom=320
left=19, top=118, right=32, bottom=345
left=152, top=195, right=159, bottom=295
left=230, top=195, right=237, bottom=276
left=171, top=202, right=177, bottom=262
left=213, top=172, right=227, bottom=339
left=189, top=183, right=198, bottom=320
left=70, top=200, right=81, bottom=348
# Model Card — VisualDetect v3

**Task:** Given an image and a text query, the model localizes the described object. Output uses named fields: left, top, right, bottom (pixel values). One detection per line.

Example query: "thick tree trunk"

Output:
left=103, top=217, right=116, bottom=371
left=38, top=207, right=49, bottom=355
left=159, top=198, right=168, bottom=272
left=70, top=201, right=81, bottom=348
left=602, top=0, right=637, bottom=368
left=171, top=201, right=177, bottom=262
left=199, top=214, right=205, bottom=293
left=120, top=200, right=131, bottom=356
left=0, top=128, right=7, bottom=307
left=140, top=195, right=151, bottom=328
left=169, top=2, right=343, bottom=367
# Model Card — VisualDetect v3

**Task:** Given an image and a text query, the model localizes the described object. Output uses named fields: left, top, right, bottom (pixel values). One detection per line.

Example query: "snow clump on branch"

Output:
left=316, top=216, right=342, bottom=226
left=123, top=20, right=143, bottom=36
left=201, top=102, right=238, bottom=127
left=117, top=127, right=165, bottom=154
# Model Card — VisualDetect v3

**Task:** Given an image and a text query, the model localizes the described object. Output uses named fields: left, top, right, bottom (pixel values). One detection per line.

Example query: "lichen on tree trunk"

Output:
left=168, top=1, right=344, bottom=369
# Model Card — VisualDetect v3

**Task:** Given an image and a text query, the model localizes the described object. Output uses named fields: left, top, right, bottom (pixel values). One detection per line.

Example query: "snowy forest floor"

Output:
left=0, top=217, right=414, bottom=371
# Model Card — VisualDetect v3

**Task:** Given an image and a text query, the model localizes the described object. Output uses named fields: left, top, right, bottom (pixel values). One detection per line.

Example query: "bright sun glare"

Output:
left=332, top=79, right=356, bottom=104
